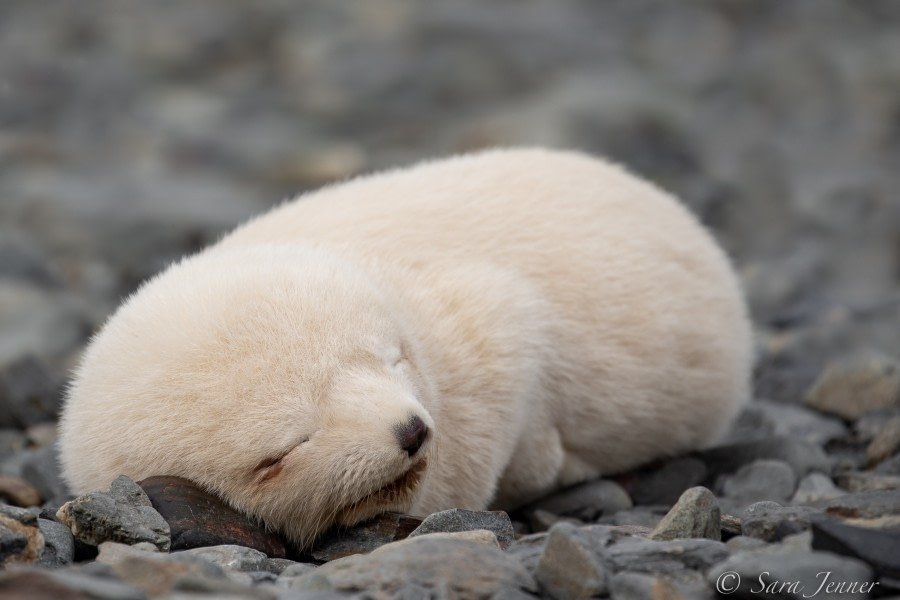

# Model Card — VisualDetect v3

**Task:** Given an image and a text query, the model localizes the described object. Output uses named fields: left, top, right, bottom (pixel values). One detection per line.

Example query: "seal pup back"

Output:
left=60, top=148, right=753, bottom=548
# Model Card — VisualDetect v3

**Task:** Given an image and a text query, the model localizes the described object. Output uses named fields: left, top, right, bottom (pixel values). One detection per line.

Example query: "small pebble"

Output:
left=791, top=472, right=845, bottom=505
left=0, top=474, right=42, bottom=507
left=174, top=544, right=267, bottom=572
left=804, top=352, right=900, bottom=420
left=523, top=478, right=632, bottom=521
left=741, top=501, right=819, bottom=542
left=603, top=536, right=730, bottom=575
left=38, top=517, right=74, bottom=567
left=599, top=506, right=667, bottom=530
left=835, top=471, right=900, bottom=493
left=56, top=475, right=170, bottom=551
left=409, top=508, right=515, bottom=549
left=310, top=510, right=421, bottom=561
left=864, top=415, right=900, bottom=467
left=720, top=459, right=797, bottom=505
left=535, top=522, right=608, bottom=599
left=649, top=486, right=720, bottom=541
left=526, top=507, right=584, bottom=532
left=814, top=489, right=900, bottom=520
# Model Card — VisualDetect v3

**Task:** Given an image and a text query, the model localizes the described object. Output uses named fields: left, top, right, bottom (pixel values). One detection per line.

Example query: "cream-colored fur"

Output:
left=59, top=148, right=753, bottom=548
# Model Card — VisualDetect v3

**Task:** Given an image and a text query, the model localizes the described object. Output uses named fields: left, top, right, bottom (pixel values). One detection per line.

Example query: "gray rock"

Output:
left=175, top=544, right=267, bottom=572
left=604, top=537, right=730, bottom=576
left=0, top=502, right=39, bottom=525
left=505, top=532, right=549, bottom=575
left=708, top=548, right=875, bottom=600
left=720, top=459, right=797, bottom=505
left=719, top=513, right=743, bottom=539
left=0, top=355, right=62, bottom=429
left=875, top=453, right=900, bottom=475
left=525, top=507, right=584, bottom=532
left=631, top=457, right=708, bottom=505
left=0, top=566, right=146, bottom=600
left=650, top=486, right=720, bottom=541
left=865, top=414, right=900, bottom=467
left=791, top=472, right=845, bottom=505
left=409, top=508, right=515, bottom=549
left=741, top=501, right=819, bottom=542
left=766, top=401, right=850, bottom=445
left=56, top=474, right=170, bottom=551
left=599, top=506, right=667, bottom=530
left=805, top=352, right=900, bottom=420
left=0, top=503, right=43, bottom=565
left=752, top=322, right=842, bottom=405
left=0, top=429, right=25, bottom=462
left=278, top=562, right=318, bottom=578
left=0, top=520, right=28, bottom=563
left=294, top=535, right=537, bottom=597
left=609, top=571, right=714, bottom=600
left=535, top=522, right=608, bottom=599
left=723, top=400, right=847, bottom=446
left=309, top=511, right=422, bottom=561
left=24, top=422, right=56, bottom=447
left=488, top=586, right=540, bottom=600
left=524, top=478, right=632, bottom=521
left=230, top=570, right=278, bottom=588
left=812, top=518, right=900, bottom=579
left=17, top=443, right=70, bottom=503
left=835, top=471, right=900, bottom=493
left=261, top=557, right=308, bottom=576
left=780, top=530, right=813, bottom=552
left=725, top=535, right=768, bottom=552
left=95, top=540, right=161, bottom=560
left=95, top=540, right=267, bottom=598
left=813, top=489, right=900, bottom=520
left=698, top=437, right=832, bottom=480
left=38, top=517, right=74, bottom=567
left=854, top=408, right=900, bottom=443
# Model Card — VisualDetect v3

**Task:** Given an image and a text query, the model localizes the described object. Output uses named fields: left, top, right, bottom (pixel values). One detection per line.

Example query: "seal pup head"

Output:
left=59, top=244, right=437, bottom=548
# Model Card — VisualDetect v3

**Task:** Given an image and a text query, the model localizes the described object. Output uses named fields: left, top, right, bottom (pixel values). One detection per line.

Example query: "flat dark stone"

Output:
left=813, top=490, right=900, bottom=520
left=811, top=518, right=900, bottom=579
left=410, top=508, right=514, bottom=549
left=138, top=475, right=287, bottom=559
left=310, top=512, right=423, bottom=561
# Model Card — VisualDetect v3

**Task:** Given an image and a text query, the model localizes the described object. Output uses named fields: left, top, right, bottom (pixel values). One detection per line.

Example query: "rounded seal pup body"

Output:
left=59, top=148, right=753, bottom=548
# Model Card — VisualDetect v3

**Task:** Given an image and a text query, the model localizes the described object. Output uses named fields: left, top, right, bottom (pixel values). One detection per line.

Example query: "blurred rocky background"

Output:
left=3, top=0, right=900, bottom=388
left=1, top=1, right=900, bottom=596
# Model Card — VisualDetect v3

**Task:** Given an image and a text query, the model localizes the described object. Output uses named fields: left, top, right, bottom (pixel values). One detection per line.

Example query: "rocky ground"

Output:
left=1, top=1, right=900, bottom=598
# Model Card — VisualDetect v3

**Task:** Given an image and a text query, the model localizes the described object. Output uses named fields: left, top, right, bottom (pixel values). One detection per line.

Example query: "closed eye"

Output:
left=254, top=437, right=309, bottom=481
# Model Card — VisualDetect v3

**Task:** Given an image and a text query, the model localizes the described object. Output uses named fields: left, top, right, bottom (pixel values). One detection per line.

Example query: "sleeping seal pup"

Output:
left=59, top=148, right=753, bottom=548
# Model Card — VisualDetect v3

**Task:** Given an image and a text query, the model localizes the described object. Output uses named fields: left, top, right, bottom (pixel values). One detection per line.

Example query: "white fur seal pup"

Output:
left=60, top=148, right=753, bottom=548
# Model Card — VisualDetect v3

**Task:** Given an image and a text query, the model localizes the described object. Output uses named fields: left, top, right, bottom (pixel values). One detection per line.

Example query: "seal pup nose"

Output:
left=396, top=415, right=428, bottom=457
